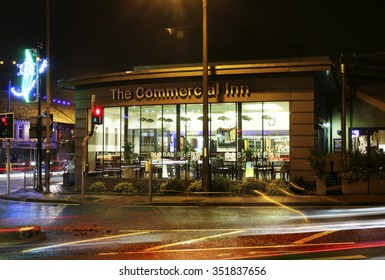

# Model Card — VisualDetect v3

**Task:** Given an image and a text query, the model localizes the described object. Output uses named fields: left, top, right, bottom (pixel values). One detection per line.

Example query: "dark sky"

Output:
left=1, top=0, right=385, bottom=100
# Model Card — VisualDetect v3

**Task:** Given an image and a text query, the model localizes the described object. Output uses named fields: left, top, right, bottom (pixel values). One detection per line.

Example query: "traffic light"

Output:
left=0, top=113, right=14, bottom=139
left=92, top=107, right=103, bottom=125
left=237, top=128, right=242, bottom=140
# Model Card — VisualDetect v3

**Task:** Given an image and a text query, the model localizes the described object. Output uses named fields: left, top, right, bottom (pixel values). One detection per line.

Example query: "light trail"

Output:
left=99, top=241, right=358, bottom=258
left=233, top=240, right=385, bottom=260
left=253, top=190, right=308, bottom=221
left=144, top=230, right=244, bottom=252
left=293, top=230, right=336, bottom=244
left=22, top=231, right=150, bottom=253
left=303, top=206, right=385, bottom=219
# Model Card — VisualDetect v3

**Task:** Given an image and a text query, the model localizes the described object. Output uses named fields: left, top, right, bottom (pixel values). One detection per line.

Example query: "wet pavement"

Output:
left=1, top=188, right=385, bottom=207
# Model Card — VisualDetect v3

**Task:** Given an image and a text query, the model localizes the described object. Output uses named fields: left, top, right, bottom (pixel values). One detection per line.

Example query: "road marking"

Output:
left=311, top=255, right=366, bottom=260
left=22, top=231, right=150, bottom=253
left=119, top=228, right=242, bottom=233
left=144, top=230, right=244, bottom=251
left=293, top=230, right=336, bottom=245
left=99, top=241, right=355, bottom=257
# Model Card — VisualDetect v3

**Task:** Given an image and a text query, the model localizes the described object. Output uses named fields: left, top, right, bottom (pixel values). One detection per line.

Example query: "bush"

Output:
left=228, top=183, right=243, bottom=194
left=234, top=179, right=267, bottom=194
left=113, top=182, right=139, bottom=193
left=160, top=179, right=185, bottom=192
left=307, top=149, right=329, bottom=178
left=265, top=179, right=294, bottom=196
left=211, top=176, right=230, bottom=192
left=340, top=150, right=371, bottom=183
left=187, top=180, right=202, bottom=192
left=149, top=180, right=161, bottom=193
left=88, top=181, right=108, bottom=192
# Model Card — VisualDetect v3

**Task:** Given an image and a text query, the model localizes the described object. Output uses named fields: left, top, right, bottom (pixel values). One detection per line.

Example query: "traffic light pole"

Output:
left=45, top=0, right=51, bottom=193
left=201, top=0, right=210, bottom=191
left=81, top=95, right=96, bottom=199
left=6, top=81, right=11, bottom=194
left=35, top=48, right=43, bottom=192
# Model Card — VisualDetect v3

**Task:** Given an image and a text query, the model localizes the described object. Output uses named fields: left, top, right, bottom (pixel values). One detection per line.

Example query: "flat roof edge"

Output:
left=58, top=56, right=332, bottom=90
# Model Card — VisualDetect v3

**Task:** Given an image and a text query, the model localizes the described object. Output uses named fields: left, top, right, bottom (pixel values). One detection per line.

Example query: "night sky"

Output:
left=1, top=0, right=385, bottom=100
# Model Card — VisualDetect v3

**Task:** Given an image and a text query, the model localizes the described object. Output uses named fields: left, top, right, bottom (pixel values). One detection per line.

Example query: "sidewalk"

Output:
left=2, top=188, right=385, bottom=207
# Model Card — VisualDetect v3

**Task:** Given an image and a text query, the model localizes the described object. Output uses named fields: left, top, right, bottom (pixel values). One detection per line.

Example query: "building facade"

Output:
left=59, top=57, right=337, bottom=189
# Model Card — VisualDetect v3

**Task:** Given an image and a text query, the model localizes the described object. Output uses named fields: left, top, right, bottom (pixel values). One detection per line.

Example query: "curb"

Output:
left=0, top=195, right=83, bottom=205
left=2, top=194, right=385, bottom=207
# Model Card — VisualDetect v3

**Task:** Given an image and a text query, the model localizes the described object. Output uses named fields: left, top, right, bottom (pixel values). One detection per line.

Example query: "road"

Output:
left=0, top=171, right=64, bottom=194
left=1, top=198, right=385, bottom=260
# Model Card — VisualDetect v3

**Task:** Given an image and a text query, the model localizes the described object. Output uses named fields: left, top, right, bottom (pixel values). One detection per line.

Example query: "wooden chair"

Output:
left=216, top=158, right=232, bottom=178
left=255, top=162, right=273, bottom=180
left=274, top=161, right=290, bottom=180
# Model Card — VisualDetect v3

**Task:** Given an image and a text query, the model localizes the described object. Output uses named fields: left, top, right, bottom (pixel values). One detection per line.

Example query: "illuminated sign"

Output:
left=11, top=49, right=47, bottom=102
left=111, top=83, right=250, bottom=101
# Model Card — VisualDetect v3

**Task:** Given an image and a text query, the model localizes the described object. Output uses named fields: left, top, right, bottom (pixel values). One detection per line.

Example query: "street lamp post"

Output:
left=45, top=0, right=51, bottom=193
left=33, top=47, right=44, bottom=192
left=201, top=0, right=209, bottom=191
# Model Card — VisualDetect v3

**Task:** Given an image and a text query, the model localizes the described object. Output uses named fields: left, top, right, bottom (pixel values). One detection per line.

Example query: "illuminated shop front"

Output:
left=88, top=101, right=289, bottom=180
left=59, top=57, right=333, bottom=187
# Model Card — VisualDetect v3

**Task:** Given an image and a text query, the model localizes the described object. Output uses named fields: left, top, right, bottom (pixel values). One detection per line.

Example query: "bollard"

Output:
left=33, top=167, right=36, bottom=190
left=24, top=170, right=27, bottom=191
left=148, top=160, right=152, bottom=202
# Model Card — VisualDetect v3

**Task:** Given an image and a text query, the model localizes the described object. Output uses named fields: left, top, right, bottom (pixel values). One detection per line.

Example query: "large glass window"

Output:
left=87, top=101, right=289, bottom=180
left=211, top=103, right=237, bottom=153
left=350, top=128, right=385, bottom=154
left=242, top=102, right=290, bottom=161
left=88, top=107, right=121, bottom=175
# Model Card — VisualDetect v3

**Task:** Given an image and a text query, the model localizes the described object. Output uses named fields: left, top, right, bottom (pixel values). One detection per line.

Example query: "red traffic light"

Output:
left=94, top=107, right=102, bottom=116
left=0, top=113, right=14, bottom=139
left=92, top=107, right=103, bottom=125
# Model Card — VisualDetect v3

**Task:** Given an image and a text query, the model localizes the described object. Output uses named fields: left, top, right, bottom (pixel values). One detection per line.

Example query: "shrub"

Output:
left=229, top=179, right=267, bottom=195
left=211, top=176, right=230, bottom=192
left=113, top=182, right=139, bottom=193
left=228, top=183, right=243, bottom=194
left=149, top=180, right=161, bottom=193
left=187, top=180, right=202, bottom=192
left=307, top=149, right=329, bottom=178
left=265, top=179, right=294, bottom=196
left=239, top=179, right=267, bottom=194
left=160, top=179, right=185, bottom=192
left=339, top=150, right=371, bottom=183
left=88, top=181, right=108, bottom=192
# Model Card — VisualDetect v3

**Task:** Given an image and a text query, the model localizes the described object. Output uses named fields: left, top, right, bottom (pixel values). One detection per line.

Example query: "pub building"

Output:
left=58, top=56, right=365, bottom=189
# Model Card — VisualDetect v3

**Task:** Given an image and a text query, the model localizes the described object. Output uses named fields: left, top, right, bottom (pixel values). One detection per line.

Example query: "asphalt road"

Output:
left=1, top=199, right=385, bottom=260
left=0, top=171, right=63, bottom=194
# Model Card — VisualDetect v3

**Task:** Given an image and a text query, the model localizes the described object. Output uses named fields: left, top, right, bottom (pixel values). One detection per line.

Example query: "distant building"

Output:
left=0, top=91, right=75, bottom=171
